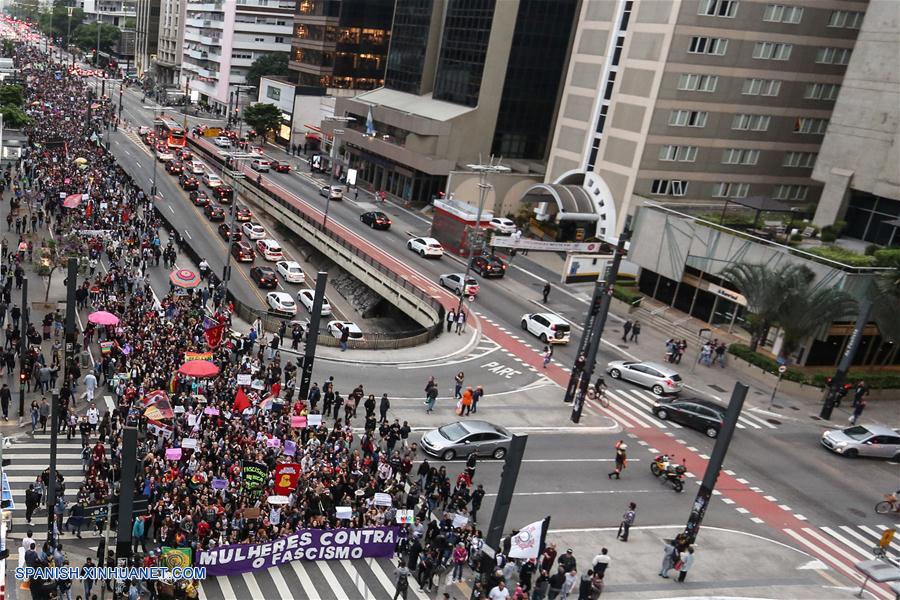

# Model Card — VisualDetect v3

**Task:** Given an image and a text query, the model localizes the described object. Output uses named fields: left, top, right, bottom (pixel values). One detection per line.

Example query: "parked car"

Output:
left=231, top=240, right=254, bottom=262
left=652, top=398, right=726, bottom=439
left=179, top=173, right=199, bottom=190
left=360, top=211, right=392, bottom=230
left=165, top=160, right=183, bottom=175
left=271, top=160, right=291, bottom=173
left=319, top=185, right=344, bottom=200
left=327, top=320, right=363, bottom=340
left=256, top=239, right=283, bottom=261
left=821, top=424, right=900, bottom=460
left=276, top=260, right=305, bottom=284
left=267, top=291, right=297, bottom=315
left=250, top=158, right=271, bottom=172
left=204, top=204, right=225, bottom=221
left=439, top=273, right=479, bottom=297
left=234, top=206, right=252, bottom=222
left=298, top=289, right=332, bottom=316
left=520, top=313, right=571, bottom=344
left=241, top=222, right=266, bottom=240
left=489, top=217, right=517, bottom=235
left=420, top=421, right=513, bottom=461
left=471, top=255, right=507, bottom=278
left=407, top=237, right=443, bottom=258
left=213, top=136, right=232, bottom=147
left=606, top=360, right=683, bottom=395
left=189, top=190, right=210, bottom=207
left=249, top=266, right=277, bottom=288
left=217, top=223, right=241, bottom=242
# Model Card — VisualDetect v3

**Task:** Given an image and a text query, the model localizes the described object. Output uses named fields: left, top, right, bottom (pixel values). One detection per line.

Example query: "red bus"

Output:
left=155, top=116, right=187, bottom=149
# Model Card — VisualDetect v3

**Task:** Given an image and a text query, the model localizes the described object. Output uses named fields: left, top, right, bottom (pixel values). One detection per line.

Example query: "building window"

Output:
left=753, top=41, right=792, bottom=61
left=651, top=179, right=689, bottom=196
left=794, top=117, right=829, bottom=135
left=722, top=148, right=760, bottom=165
left=669, top=109, right=708, bottom=127
left=816, top=47, right=852, bottom=65
left=804, top=83, right=840, bottom=101
left=713, top=182, right=750, bottom=198
left=677, top=73, right=718, bottom=92
left=773, top=184, right=808, bottom=200
left=763, top=4, right=803, bottom=23
left=275, top=36, right=284, bottom=43
left=698, top=0, right=738, bottom=17
left=828, top=10, right=863, bottom=29
left=732, top=113, right=771, bottom=131
left=254, top=37, right=265, bottom=42
left=658, top=145, right=698, bottom=162
left=742, top=78, right=781, bottom=96
left=688, top=36, right=728, bottom=55
left=783, top=151, right=817, bottom=168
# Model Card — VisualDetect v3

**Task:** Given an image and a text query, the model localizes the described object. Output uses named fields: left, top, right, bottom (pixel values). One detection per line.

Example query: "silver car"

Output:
left=420, top=421, right=512, bottom=461
left=821, top=424, right=900, bottom=460
left=606, top=360, right=683, bottom=395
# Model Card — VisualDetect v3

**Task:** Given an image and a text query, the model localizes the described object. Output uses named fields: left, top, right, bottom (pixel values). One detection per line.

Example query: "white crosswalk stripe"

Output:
left=811, top=524, right=898, bottom=562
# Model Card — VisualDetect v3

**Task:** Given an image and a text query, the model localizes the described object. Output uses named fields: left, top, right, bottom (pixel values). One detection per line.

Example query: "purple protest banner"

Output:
left=197, top=527, right=400, bottom=576
left=211, top=478, right=229, bottom=490
left=284, top=440, right=296, bottom=456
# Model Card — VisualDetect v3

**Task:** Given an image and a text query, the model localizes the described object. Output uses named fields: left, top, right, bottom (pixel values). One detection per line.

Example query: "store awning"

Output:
left=520, top=183, right=599, bottom=221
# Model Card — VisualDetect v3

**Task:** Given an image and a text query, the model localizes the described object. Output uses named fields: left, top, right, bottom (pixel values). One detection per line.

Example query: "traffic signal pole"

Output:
left=297, top=272, right=328, bottom=402
left=17, top=278, right=27, bottom=422
left=819, top=300, right=872, bottom=420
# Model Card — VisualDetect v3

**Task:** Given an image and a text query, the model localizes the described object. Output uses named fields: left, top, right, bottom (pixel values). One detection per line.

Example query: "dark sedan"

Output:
left=189, top=190, right=210, bottom=206
left=234, top=206, right=252, bottom=222
left=213, top=185, right=234, bottom=204
left=652, top=398, right=726, bottom=438
left=218, top=223, right=242, bottom=241
left=360, top=211, right=392, bottom=230
left=231, top=241, right=254, bottom=262
left=204, top=204, right=225, bottom=221
left=179, top=173, right=199, bottom=191
left=165, top=160, right=183, bottom=175
left=249, top=266, right=277, bottom=288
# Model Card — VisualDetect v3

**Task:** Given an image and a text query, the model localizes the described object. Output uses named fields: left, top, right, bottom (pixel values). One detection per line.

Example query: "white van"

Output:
left=191, top=160, right=206, bottom=174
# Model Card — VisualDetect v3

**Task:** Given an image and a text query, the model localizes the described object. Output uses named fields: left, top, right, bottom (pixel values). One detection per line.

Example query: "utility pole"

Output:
left=683, top=382, right=748, bottom=544
left=115, top=426, right=138, bottom=559
left=47, top=389, right=60, bottom=545
left=566, top=222, right=631, bottom=423
left=95, top=15, right=101, bottom=68
left=62, top=259, right=78, bottom=404
left=297, top=272, right=328, bottom=402
left=17, top=278, right=27, bottom=421
left=485, top=434, right=528, bottom=550
left=819, top=300, right=872, bottom=420
left=219, top=154, right=244, bottom=296
left=455, top=159, right=510, bottom=316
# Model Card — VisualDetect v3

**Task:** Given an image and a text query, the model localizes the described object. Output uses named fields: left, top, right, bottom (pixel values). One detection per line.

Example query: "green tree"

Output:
left=243, top=102, right=282, bottom=138
left=244, top=53, right=289, bottom=90
left=720, top=262, right=814, bottom=352
left=38, top=3, right=85, bottom=44
left=72, top=22, right=120, bottom=54
left=0, top=85, right=24, bottom=108
left=778, top=284, right=857, bottom=359
left=0, top=105, right=30, bottom=128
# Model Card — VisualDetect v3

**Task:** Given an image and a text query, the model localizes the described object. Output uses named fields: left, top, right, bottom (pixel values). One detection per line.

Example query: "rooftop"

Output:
left=355, top=87, right=475, bottom=122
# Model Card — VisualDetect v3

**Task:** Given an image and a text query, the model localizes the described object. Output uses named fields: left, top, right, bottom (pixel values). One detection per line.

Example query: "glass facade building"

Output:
left=432, top=0, right=497, bottom=107
left=843, top=192, right=900, bottom=246
left=383, top=0, right=435, bottom=94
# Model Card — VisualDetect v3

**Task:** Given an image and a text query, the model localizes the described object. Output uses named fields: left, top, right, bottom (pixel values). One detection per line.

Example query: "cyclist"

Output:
left=595, top=375, right=608, bottom=398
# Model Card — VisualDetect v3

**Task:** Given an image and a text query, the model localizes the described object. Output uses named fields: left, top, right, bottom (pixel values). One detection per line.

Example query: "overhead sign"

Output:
left=491, top=236, right=607, bottom=253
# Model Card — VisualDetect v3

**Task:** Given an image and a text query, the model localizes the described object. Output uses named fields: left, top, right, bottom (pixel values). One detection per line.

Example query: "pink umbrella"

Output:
left=63, top=193, right=81, bottom=208
left=88, top=311, right=119, bottom=326
left=178, top=360, right=219, bottom=378
left=170, top=268, right=201, bottom=289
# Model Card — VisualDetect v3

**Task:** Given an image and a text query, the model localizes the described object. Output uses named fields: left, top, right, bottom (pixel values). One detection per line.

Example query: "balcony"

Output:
left=199, top=34, right=222, bottom=46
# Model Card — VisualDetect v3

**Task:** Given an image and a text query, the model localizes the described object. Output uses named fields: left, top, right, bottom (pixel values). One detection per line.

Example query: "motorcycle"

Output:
left=651, top=454, right=686, bottom=493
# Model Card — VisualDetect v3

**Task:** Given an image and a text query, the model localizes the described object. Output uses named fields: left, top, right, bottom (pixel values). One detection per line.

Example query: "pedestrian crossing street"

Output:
left=199, top=556, right=427, bottom=600
left=582, top=387, right=779, bottom=431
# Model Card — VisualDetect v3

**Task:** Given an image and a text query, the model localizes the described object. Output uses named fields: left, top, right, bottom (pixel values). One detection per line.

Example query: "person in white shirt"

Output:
left=86, top=404, right=99, bottom=432
left=488, top=581, right=510, bottom=599
left=22, top=531, right=35, bottom=553
left=83, top=372, right=98, bottom=402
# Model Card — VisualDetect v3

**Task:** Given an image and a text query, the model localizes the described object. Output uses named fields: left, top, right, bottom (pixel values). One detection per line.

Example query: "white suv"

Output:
left=251, top=158, right=271, bottom=172
left=521, top=313, right=571, bottom=344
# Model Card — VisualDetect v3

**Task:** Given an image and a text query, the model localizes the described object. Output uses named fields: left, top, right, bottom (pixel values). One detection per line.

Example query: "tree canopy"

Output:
left=243, top=103, right=282, bottom=138
left=244, top=53, right=290, bottom=90
left=72, top=22, right=120, bottom=54
left=38, top=3, right=86, bottom=43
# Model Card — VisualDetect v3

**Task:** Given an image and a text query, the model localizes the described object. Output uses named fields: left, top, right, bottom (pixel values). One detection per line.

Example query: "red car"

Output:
left=271, top=160, right=291, bottom=173
left=179, top=149, right=194, bottom=161
left=218, top=223, right=242, bottom=241
left=142, top=133, right=155, bottom=146
left=231, top=241, right=255, bottom=262
left=190, top=190, right=210, bottom=207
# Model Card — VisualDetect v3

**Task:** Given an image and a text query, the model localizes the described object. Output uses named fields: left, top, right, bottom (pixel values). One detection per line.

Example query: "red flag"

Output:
left=273, top=463, right=301, bottom=494
left=271, top=382, right=281, bottom=399
left=233, top=388, right=251, bottom=413
left=205, top=324, right=224, bottom=348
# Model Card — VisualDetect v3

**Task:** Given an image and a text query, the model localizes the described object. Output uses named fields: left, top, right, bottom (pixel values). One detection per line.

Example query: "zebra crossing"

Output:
left=199, top=556, right=427, bottom=600
left=581, top=387, right=779, bottom=431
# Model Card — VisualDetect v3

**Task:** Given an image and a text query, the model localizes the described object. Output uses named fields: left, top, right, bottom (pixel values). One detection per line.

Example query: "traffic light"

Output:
left=19, top=371, right=26, bottom=384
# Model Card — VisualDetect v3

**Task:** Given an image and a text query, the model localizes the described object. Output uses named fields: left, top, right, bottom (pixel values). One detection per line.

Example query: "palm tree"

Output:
left=719, top=262, right=814, bottom=351
left=778, top=284, right=858, bottom=360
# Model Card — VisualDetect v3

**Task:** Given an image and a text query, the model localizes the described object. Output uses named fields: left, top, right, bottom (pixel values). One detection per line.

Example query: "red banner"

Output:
left=273, top=463, right=301, bottom=495
left=205, top=324, right=224, bottom=349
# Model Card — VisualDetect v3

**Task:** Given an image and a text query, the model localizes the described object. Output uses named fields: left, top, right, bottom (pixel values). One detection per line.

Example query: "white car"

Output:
left=489, top=217, right=517, bottom=235
left=241, top=222, right=266, bottom=240
left=319, top=185, right=344, bottom=200
left=276, top=260, right=305, bottom=283
left=156, top=147, right=174, bottom=162
left=251, top=158, right=271, bottom=172
left=191, top=160, right=206, bottom=174
left=255, top=239, right=283, bottom=261
left=138, top=125, right=152, bottom=136
left=266, top=292, right=297, bottom=315
left=439, top=273, right=479, bottom=296
left=327, top=320, right=363, bottom=340
left=214, top=136, right=232, bottom=147
left=298, top=289, right=332, bottom=316
left=521, top=313, right=571, bottom=344
left=407, top=237, right=444, bottom=258
left=203, top=172, right=223, bottom=188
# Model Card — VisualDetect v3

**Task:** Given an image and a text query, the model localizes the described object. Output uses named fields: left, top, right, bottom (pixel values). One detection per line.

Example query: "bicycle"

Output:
left=875, top=493, right=898, bottom=514
left=586, top=385, right=610, bottom=408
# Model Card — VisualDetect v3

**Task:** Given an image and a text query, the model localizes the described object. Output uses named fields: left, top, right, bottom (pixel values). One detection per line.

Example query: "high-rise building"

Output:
left=182, top=0, right=293, bottom=111
left=134, top=0, right=160, bottom=77
left=811, top=0, right=899, bottom=246
left=153, top=0, right=184, bottom=85
left=538, top=0, right=867, bottom=239
left=324, top=0, right=578, bottom=205
left=81, top=0, right=137, bottom=66
left=290, top=0, right=393, bottom=91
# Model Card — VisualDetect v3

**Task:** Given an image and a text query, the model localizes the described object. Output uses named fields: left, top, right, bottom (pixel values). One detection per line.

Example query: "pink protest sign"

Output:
left=291, top=415, right=307, bottom=428
left=165, top=447, right=182, bottom=461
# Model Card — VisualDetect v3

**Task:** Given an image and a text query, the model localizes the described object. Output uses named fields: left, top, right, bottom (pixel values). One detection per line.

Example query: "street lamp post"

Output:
left=323, top=116, right=355, bottom=185
left=219, top=153, right=247, bottom=296
left=149, top=105, right=172, bottom=197
left=454, top=160, right=510, bottom=316
left=95, top=15, right=101, bottom=68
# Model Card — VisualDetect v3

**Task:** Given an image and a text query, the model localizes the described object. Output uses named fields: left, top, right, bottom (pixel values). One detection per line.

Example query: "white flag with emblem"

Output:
left=507, top=518, right=546, bottom=560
